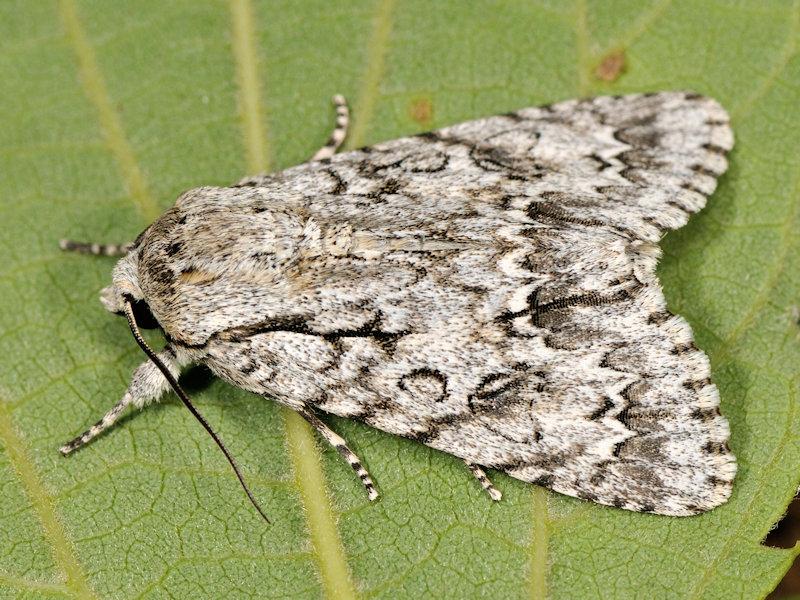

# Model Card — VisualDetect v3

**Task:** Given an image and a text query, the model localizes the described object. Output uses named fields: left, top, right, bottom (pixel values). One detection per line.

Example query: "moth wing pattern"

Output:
left=128, top=91, right=736, bottom=516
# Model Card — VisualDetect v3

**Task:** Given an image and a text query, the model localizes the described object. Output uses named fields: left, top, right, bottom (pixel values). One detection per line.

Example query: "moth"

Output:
left=62, top=92, right=737, bottom=518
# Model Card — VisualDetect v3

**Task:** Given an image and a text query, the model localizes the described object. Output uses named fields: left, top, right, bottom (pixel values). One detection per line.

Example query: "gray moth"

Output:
left=61, top=91, right=737, bottom=518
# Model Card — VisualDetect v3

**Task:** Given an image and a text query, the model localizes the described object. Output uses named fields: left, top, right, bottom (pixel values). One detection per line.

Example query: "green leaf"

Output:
left=1, top=1, right=799, bottom=598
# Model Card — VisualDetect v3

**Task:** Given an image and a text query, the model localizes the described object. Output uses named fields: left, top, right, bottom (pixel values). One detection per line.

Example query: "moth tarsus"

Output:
left=61, top=91, right=737, bottom=518
left=465, top=463, right=502, bottom=501
left=59, top=238, right=134, bottom=256
left=309, top=93, right=349, bottom=161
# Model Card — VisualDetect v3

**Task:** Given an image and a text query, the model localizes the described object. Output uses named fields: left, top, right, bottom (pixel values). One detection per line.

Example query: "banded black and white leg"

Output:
left=59, top=93, right=342, bottom=254
left=465, top=461, right=502, bottom=501
left=62, top=95, right=348, bottom=252
left=234, top=94, right=350, bottom=187
left=296, top=405, right=379, bottom=501
left=309, top=94, right=349, bottom=161
left=60, top=239, right=134, bottom=256
left=60, top=347, right=183, bottom=454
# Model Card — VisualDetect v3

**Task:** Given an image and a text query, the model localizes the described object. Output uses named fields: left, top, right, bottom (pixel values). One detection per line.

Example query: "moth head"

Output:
left=99, top=245, right=160, bottom=329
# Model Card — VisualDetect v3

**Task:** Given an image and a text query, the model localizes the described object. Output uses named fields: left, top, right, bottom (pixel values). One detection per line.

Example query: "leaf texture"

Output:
left=0, top=1, right=799, bottom=598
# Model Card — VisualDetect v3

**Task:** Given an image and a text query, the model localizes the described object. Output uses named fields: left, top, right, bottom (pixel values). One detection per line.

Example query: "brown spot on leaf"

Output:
left=409, top=98, right=433, bottom=126
left=595, top=51, right=626, bottom=82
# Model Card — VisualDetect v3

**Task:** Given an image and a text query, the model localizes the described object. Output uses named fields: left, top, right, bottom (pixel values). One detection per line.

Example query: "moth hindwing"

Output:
left=62, top=91, right=736, bottom=517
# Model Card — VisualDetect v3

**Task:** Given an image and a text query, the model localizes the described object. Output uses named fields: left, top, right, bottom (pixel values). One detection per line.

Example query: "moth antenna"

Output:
left=121, top=297, right=271, bottom=524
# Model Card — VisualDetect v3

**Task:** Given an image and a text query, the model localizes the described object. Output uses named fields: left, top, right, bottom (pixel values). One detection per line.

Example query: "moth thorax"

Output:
left=321, top=223, right=354, bottom=256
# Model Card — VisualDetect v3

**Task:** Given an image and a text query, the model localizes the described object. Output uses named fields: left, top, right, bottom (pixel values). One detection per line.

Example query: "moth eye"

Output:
left=128, top=298, right=160, bottom=329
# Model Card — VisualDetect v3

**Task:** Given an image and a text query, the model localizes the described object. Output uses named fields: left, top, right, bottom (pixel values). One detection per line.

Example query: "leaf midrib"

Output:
left=59, top=0, right=159, bottom=224
left=0, top=401, right=96, bottom=598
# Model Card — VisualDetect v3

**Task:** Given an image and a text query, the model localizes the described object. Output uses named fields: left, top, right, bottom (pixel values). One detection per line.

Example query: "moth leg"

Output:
left=235, top=95, right=350, bottom=186
left=296, top=405, right=379, bottom=501
left=465, top=462, right=503, bottom=501
left=60, top=347, right=182, bottom=454
left=59, top=238, right=134, bottom=256
left=309, top=94, right=349, bottom=161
